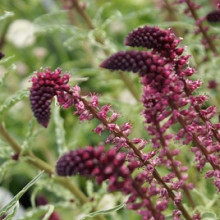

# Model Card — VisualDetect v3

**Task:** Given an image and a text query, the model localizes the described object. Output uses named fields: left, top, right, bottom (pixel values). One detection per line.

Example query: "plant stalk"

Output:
left=0, top=123, right=106, bottom=220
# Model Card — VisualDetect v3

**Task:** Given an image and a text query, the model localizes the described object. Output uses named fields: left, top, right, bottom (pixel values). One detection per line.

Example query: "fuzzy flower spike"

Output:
left=29, top=68, right=70, bottom=127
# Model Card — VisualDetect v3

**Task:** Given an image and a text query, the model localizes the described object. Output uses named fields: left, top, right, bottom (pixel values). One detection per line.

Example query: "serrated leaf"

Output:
left=86, top=181, right=94, bottom=197
left=80, top=203, right=125, bottom=220
left=101, top=10, right=122, bottom=29
left=202, top=212, right=217, bottom=219
left=34, top=10, right=79, bottom=35
left=0, top=89, right=29, bottom=121
left=0, top=171, right=43, bottom=217
left=0, top=11, right=14, bottom=21
left=21, top=119, right=42, bottom=152
left=0, top=64, right=16, bottom=87
left=0, top=160, right=15, bottom=183
left=0, top=145, right=13, bottom=159
left=0, top=56, right=15, bottom=65
left=53, top=103, right=67, bottom=156
left=63, top=32, right=88, bottom=50
left=93, top=2, right=112, bottom=26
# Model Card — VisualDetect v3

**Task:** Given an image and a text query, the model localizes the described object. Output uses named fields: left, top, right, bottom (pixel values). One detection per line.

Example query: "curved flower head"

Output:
left=100, top=50, right=168, bottom=77
left=56, top=146, right=132, bottom=191
left=30, top=68, right=70, bottom=127
left=124, top=26, right=183, bottom=59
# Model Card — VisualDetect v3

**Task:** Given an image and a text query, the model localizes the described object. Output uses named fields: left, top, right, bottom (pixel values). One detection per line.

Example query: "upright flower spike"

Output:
left=29, top=68, right=70, bottom=127
left=124, top=26, right=183, bottom=59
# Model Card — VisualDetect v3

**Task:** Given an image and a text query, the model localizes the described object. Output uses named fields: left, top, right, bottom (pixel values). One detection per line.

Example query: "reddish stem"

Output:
left=80, top=97, right=193, bottom=220
left=185, top=0, right=218, bottom=55
left=154, top=117, right=195, bottom=208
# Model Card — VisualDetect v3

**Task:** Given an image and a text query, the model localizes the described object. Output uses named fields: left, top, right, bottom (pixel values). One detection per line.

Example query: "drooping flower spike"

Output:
left=206, top=10, right=220, bottom=23
left=29, top=68, right=70, bottom=127
left=124, top=26, right=184, bottom=59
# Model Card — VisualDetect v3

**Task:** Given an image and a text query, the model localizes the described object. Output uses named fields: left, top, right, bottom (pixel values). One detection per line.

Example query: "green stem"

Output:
left=69, top=0, right=140, bottom=102
left=0, top=123, right=106, bottom=220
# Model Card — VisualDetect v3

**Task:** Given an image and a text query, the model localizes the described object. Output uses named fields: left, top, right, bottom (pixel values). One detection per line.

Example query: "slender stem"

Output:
left=68, top=0, right=140, bottom=102
left=185, top=0, right=218, bottom=55
left=80, top=97, right=193, bottom=220
left=154, top=118, right=196, bottom=208
left=163, top=0, right=183, bottom=36
left=71, top=0, right=94, bottom=29
left=168, top=100, right=220, bottom=171
left=182, top=79, right=220, bottom=143
left=119, top=71, right=140, bottom=101
left=0, top=123, right=106, bottom=220
left=131, top=180, right=158, bottom=218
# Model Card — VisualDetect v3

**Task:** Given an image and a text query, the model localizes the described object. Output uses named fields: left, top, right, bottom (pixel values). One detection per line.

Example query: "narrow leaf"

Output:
left=0, top=11, right=14, bottom=21
left=53, top=103, right=67, bottom=156
left=0, top=89, right=29, bottom=121
left=0, top=171, right=44, bottom=217
left=80, top=203, right=125, bottom=220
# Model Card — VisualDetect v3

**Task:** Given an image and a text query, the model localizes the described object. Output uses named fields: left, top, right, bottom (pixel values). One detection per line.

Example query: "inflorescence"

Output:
left=29, top=25, right=220, bottom=220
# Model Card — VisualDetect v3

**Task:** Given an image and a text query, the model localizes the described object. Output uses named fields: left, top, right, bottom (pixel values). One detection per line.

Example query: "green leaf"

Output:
left=201, top=212, right=217, bottom=220
left=53, top=103, right=67, bottom=156
left=0, top=89, right=29, bottom=121
left=19, top=205, right=54, bottom=220
left=0, top=64, right=16, bottom=88
left=0, top=160, right=16, bottom=183
left=80, top=203, right=125, bottom=220
left=21, top=119, right=42, bottom=152
left=3, top=202, right=19, bottom=220
left=0, top=56, right=15, bottom=65
left=34, top=10, right=78, bottom=35
left=0, top=171, right=43, bottom=217
left=0, top=11, right=14, bottom=21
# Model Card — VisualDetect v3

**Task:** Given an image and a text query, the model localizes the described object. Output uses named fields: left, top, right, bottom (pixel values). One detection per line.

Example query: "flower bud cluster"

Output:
left=206, top=10, right=220, bottom=22
left=30, top=68, right=70, bottom=127
left=124, top=26, right=183, bottom=59
left=30, top=68, right=193, bottom=219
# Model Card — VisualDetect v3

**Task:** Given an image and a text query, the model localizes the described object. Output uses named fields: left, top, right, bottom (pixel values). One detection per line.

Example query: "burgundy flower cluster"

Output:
left=100, top=25, right=220, bottom=194
left=30, top=68, right=195, bottom=219
left=29, top=26, right=220, bottom=219
left=57, top=146, right=169, bottom=219
left=206, top=10, right=220, bottom=22
left=29, top=68, right=70, bottom=127
left=124, top=26, right=183, bottom=59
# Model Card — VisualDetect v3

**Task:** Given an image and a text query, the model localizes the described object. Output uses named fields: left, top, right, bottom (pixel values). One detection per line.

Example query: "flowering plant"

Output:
left=1, top=1, right=220, bottom=220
